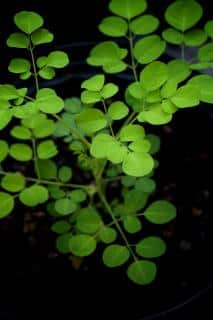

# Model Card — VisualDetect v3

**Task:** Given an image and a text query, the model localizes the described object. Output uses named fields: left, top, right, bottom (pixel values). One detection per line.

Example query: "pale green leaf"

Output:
left=103, top=244, right=130, bottom=267
left=76, top=109, right=107, bottom=134
left=1, top=173, right=26, bottom=193
left=127, top=260, right=157, bottom=285
left=69, top=234, right=96, bottom=257
left=136, top=236, right=166, bottom=258
left=19, top=185, right=48, bottom=206
left=81, top=75, right=105, bottom=91
left=37, top=140, right=58, bottom=159
left=171, top=85, right=200, bottom=108
left=140, top=61, right=168, bottom=91
left=99, top=16, right=128, bottom=37
left=134, top=35, right=166, bottom=64
left=165, top=0, right=203, bottom=32
left=9, top=143, right=32, bottom=161
left=130, top=14, right=159, bottom=35
left=144, top=200, right=176, bottom=224
left=0, top=192, right=14, bottom=218
left=31, top=28, right=54, bottom=45
left=14, top=11, right=44, bottom=34
left=109, top=0, right=147, bottom=19
left=122, top=152, right=154, bottom=177
left=108, top=101, right=129, bottom=120
left=7, top=32, right=29, bottom=48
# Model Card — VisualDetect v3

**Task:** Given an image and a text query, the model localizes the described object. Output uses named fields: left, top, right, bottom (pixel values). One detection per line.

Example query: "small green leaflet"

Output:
left=0, top=192, right=15, bottom=218
left=144, top=200, right=177, bottom=224
left=102, top=244, right=130, bottom=267
left=127, top=260, right=157, bottom=285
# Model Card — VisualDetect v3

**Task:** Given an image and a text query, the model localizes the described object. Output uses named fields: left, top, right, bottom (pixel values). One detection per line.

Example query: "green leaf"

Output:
left=37, top=56, right=47, bottom=68
left=190, top=62, right=213, bottom=70
left=81, top=91, right=101, bottom=104
left=51, top=220, right=71, bottom=234
left=46, top=51, right=69, bottom=68
left=120, top=124, right=145, bottom=142
left=90, top=133, right=114, bottom=158
left=205, top=20, right=213, bottom=38
left=168, top=59, right=191, bottom=83
left=36, top=89, right=64, bottom=114
left=138, top=105, right=172, bottom=125
left=99, top=227, right=117, bottom=244
left=165, top=0, right=203, bottom=32
left=162, top=28, right=184, bottom=45
left=0, top=110, right=13, bottom=130
left=198, top=43, right=213, bottom=62
left=146, top=134, right=161, bottom=155
left=188, top=75, right=213, bottom=104
left=161, top=100, right=177, bottom=114
left=171, top=85, right=200, bottom=108
left=37, top=140, right=58, bottom=159
left=56, top=233, right=72, bottom=253
left=31, top=28, right=54, bottom=45
left=161, top=79, right=177, bottom=98
left=19, top=185, right=48, bottom=206
left=144, top=200, right=176, bottom=224
left=76, top=109, right=107, bottom=134
left=134, top=35, right=166, bottom=64
left=10, top=126, right=32, bottom=140
left=135, top=177, right=156, bottom=193
left=8, top=58, right=31, bottom=74
left=69, top=189, right=86, bottom=203
left=108, top=101, right=129, bottom=120
left=14, top=11, right=44, bottom=34
left=38, top=67, right=56, bottom=80
left=101, top=83, right=119, bottom=99
left=122, top=152, right=154, bottom=177
left=58, top=166, right=72, bottom=182
left=103, top=244, right=130, bottom=268
left=64, top=97, right=83, bottom=114
left=0, top=140, right=9, bottom=162
left=127, top=260, right=157, bottom=285
left=136, top=236, right=166, bottom=258
left=69, top=234, right=96, bottom=257
left=123, top=216, right=142, bottom=234
left=55, top=198, right=77, bottom=215
left=48, top=186, right=65, bottom=200
left=124, top=188, right=149, bottom=212
left=81, top=75, right=105, bottom=91
left=0, top=192, right=14, bottom=218
left=87, top=41, right=127, bottom=73
left=109, top=0, right=147, bottom=19
left=128, top=82, right=146, bottom=100
left=130, top=14, right=159, bottom=35
left=9, top=143, right=32, bottom=161
left=37, top=159, right=57, bottom=180
left=0, top=84, right=19, bottom=100
left=1, top=173, right=25, bottom=193
left=76, top=207, right=102, bottom=234
left=20, top=71, right=32, bottom=80
left=140, top=61, right=168, bottom=91
left=129, top=139, right=151, bottom=153
left=32, top=119, right=56, bottom=138
left=184, top=29, right=207, bottom=47
left=99, top=16, right=128, bottom=37
left=7, top=32, right=29, bottom=48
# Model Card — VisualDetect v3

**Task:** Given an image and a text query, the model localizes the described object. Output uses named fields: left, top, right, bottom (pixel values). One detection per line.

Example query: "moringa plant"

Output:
left=0, top=0, right=213, bottom=285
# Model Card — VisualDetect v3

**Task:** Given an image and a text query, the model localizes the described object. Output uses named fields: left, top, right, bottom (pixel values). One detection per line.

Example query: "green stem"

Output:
left=0, top=170, right=88, bottom=190
left=52, top=114, right=91, bottom=149
left=29, top=42, right=39, bottom=93
left=128, top=27, right=138, bottom=82
left=96, top=181, right=137, bottom=261
left=102, top=99, right=114, bottom=137
left=32, top=138, right=41, bottom=179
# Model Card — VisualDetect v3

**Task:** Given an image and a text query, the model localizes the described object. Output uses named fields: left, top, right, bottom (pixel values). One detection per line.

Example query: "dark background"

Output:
left=0, top=1, right=213, bottom=320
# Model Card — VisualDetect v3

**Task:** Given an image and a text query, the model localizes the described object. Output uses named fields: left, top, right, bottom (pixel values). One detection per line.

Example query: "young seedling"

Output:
left=0, top=0, right=212, bottom=285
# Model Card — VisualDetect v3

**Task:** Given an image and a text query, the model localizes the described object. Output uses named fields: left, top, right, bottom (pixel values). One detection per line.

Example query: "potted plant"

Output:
left=0, top=0, right=212, bottom=318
